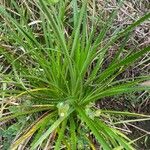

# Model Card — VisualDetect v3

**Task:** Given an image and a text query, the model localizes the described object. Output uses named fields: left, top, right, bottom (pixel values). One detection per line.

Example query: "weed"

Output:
left=0, top=0, right=150, bottom=149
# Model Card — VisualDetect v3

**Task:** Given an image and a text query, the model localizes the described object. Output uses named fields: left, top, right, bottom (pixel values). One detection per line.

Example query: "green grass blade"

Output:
left=94, top=119, right=134, bottom=150
left=76, top=104, right=112, bottom=150
left=100, top=110, right=150, bottom=118
left=31, top=117, right=64, bottom=150
left=11, top=112, right=56, bottom=150
left=69, top=115, right=77, bottom=150
left=97, top=46, right=150, bottom=82
left=0, top=108, right=51, bottom=122
left=54, top=119, right=67, bottom=150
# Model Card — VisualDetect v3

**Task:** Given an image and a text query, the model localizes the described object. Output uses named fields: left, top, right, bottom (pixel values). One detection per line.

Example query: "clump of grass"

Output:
left=0, top=0, right=150, bottom=149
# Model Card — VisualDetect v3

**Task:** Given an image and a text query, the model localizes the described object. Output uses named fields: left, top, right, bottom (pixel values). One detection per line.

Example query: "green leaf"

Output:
left=47, top=0, right=59, bottom=4
left=94, top=119, right=134, bottom=150
left=69, top=115, right=77, bottom=150
left=97, top=46, right=150, bottom=82
left=76, top=104, right=112, bottom=150
left=31, top=117, right=64, bottom=150
left=99, top=110, right=150, bottom=118
left=54, top=119, right=67, bottom=150
left=11, top=112, right=56, bottom=150
left=0, top=108, right=51, bottom=122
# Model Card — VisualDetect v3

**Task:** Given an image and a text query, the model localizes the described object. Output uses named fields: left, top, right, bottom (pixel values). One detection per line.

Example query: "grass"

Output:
left=0, top=0, right=150, bottom=149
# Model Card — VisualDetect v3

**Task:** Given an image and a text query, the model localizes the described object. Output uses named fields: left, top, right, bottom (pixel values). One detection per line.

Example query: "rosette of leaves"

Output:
left=0, top=0, right=150, bottom=149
